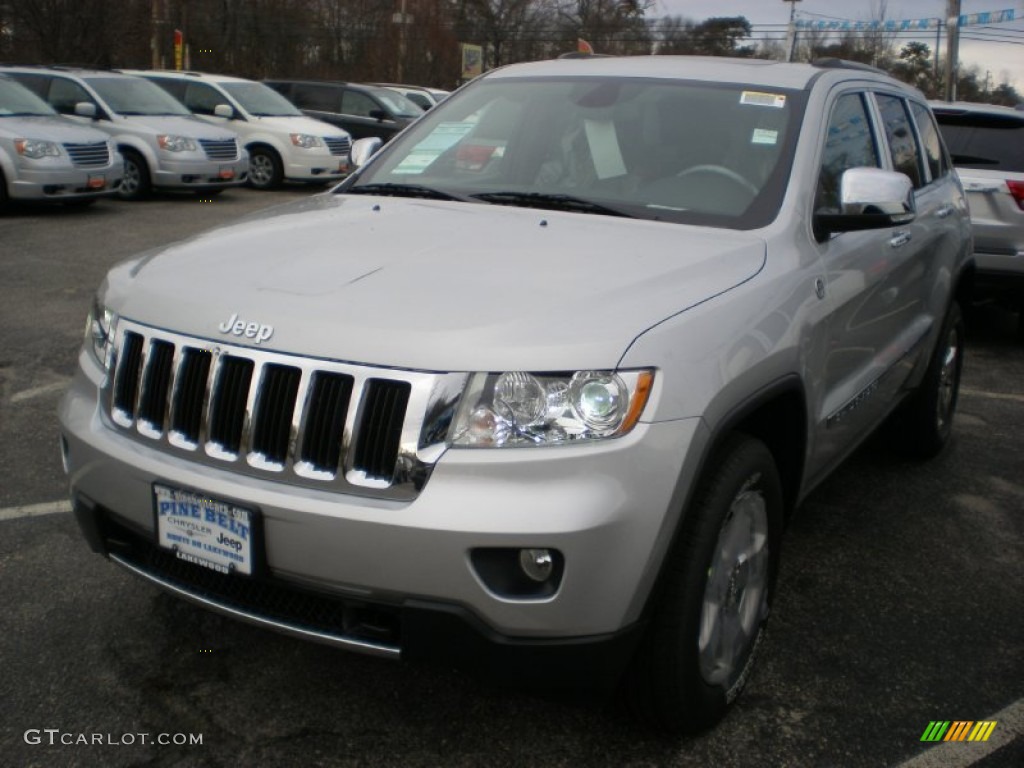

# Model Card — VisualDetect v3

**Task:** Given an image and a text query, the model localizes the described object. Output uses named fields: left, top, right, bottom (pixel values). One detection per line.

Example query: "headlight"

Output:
left=84, top=297, right=117, bottom=369
left=157, top=135, right=197, bottom=152
left=14, top=139, right=61, bottom=158
left=451, top=369, right=654, bottom=447
left=290, top=133, right=324, bottom=149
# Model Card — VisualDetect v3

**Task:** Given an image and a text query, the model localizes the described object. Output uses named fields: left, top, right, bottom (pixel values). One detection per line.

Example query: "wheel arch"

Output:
left=636, top=376, right=807, bottom=625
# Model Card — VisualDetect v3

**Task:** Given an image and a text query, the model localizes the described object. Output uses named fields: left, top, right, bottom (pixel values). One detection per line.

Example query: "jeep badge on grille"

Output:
left=218, top=313, right=274, bottom=344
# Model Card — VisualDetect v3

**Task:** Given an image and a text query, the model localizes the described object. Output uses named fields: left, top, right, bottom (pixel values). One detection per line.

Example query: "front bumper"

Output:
left=59, top=356, right=702, bottom=679
left=10, top=164, right=124, bottom=200
left=282, top=150, right=349, bottom=183
left=152, top=153, right=249, bottom=190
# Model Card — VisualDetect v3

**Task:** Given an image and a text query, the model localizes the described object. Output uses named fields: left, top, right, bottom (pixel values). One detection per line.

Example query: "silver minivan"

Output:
left=0, top=74, right=122, bottom=206
left=1, top=67, right=248, bottom=200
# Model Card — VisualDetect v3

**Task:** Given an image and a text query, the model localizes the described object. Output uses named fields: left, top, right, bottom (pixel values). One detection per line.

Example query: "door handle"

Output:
left=889, top=231, right=912, bottom=248
left=935, top=205, right=954, bottom=219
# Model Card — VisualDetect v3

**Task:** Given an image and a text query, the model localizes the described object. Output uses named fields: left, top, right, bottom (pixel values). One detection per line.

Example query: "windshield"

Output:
left=221, top=82, right=302, bottom=117
left=0, top=77, right=57, bottom=116
left=348, top=76, right=804, bottom=229
left=85, top=77, right=191, bottom=116
left=370, top=88, right=422, bottom=119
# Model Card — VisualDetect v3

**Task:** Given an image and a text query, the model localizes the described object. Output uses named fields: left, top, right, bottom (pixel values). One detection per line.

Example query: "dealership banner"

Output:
left=796, top=7, right=1015, bottom=31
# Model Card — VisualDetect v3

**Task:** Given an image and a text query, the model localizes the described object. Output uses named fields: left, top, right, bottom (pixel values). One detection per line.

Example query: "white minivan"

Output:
left=130, top=71, right=352, bottom=190
left=1, top=66, right=248, bottom=200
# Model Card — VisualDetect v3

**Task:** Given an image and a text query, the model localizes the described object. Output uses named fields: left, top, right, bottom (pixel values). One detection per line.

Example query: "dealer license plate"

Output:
left=218, top=166, right=235, bottom=180
left=154, top=485, right=254, bottom=575
left=87, top=174, right=106, bottom=189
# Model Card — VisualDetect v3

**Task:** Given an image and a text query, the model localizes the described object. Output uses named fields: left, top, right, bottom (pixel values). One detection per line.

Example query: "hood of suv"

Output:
left=103, top=195, right=766, bottom=371
left=0, top=114, right=111, bottom=143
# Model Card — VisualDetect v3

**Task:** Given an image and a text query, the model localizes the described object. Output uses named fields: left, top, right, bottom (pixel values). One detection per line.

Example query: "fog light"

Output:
left=519, top=548, right=554, bottom=582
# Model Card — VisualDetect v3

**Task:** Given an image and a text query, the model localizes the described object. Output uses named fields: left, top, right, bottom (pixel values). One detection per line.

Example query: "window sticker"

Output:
left=752, top=128, right=779, bottom=145
left=583, top=119, right=627, bottom=179
left=740, top=91, right=787, bottom=109
left=393, top=121, right=474, bottom=174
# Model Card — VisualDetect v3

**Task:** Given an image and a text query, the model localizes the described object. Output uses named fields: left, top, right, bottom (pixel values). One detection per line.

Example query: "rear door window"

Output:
left=875, top=93, right=925, bottom=188
left=909, top=102, right=948, bottom=183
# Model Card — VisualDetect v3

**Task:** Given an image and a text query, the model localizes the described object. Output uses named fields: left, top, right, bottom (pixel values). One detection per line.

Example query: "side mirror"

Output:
left=350, top=136, right=383, bottom=168
left=213, top=103, right=235, bottom=119
left=74, top=102, right=97, bottom=119
left=814, top=167, right=915, bottom=239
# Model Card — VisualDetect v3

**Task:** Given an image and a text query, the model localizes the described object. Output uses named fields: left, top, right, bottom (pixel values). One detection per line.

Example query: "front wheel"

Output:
left=894, top=301, right=965, bottom=458
left=626, top=434, right=782, bottom=734
left=248, top=147, right=283, bottom=190
left=118, top=150, right=151, bottom=200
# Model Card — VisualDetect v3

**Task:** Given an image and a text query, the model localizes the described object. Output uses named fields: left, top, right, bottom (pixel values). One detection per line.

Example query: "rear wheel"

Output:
left=627, top=434, right=782, bottom=734
left=0, top=169, right=8, bottom=209
left=248, top=147, right=283, bottom=190
left=894, top=301, right=964, bottom=458
left=118, top=150, right=151, bottom=200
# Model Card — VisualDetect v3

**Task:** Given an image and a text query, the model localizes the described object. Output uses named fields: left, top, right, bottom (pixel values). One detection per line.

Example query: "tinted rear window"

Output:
left=934, top=111, right=1024, bottom=172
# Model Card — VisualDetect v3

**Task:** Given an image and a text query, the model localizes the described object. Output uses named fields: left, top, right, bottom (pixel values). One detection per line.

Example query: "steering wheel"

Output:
left=676, top=165, right=759, bottom=196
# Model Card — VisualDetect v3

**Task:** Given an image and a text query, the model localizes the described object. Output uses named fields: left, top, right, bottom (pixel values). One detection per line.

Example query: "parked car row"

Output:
left=1, top=65, right=446, bottom=205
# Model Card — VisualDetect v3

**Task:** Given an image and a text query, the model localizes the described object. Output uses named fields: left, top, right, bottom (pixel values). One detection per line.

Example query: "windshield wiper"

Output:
left=345, top=183, right=471, bottom=202
left=472, top=191, right=633, bottom=218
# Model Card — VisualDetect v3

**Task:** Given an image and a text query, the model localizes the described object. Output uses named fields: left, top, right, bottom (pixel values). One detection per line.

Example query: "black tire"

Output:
left=0, top=168, right=8, bottom=208
left=118, top=149, right=151, bottom=200
left=894, top=301, right=965, bottom=459
left=248, top=147, right=283, bottom=190
left=626, top=434, right=783, bottom=735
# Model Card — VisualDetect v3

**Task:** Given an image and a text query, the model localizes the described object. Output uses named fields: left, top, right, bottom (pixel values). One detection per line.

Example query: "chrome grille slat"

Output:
left=198, top=138, right=238, bottom=160
left=170, top=347, right=212, bottom=446
left=104, top=320, right=467, bottom=501
left=300, top=372, right=353, bottom=474
left=323, top=136, right=351, bottom=157
left=63, top=141, right=110, bottom=167
left=353, top=379, right=410, bottom=479
left=207, top=356, right=254, bottom=456
left=138, top=339, right=174, bottom=432
left=250, top=363, right=301, bottom=466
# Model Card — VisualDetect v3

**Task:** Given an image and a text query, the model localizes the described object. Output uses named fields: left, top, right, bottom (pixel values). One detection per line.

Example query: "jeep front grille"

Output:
left=323, top=136, right=351, bottom=157
left=64, top=141, right=111, bottom=167
left=107, top=321, right=466, bottom=501
left=198, top=138, right=238, bottom=160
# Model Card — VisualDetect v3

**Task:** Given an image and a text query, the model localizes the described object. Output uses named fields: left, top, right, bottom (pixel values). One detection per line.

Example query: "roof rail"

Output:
left=810, top=58, right=887, bottom=76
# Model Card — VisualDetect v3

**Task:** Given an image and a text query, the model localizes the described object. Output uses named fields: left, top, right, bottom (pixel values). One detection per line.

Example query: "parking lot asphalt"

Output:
left=1, top=189, right=1021, bottom=767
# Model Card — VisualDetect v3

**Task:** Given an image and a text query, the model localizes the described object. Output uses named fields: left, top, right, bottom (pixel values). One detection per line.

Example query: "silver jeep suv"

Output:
left=59, top=56, right=972, bottom=733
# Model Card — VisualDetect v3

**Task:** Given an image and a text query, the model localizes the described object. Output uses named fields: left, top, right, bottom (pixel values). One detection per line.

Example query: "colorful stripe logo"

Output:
left=920, top=721, right=997, bottom=742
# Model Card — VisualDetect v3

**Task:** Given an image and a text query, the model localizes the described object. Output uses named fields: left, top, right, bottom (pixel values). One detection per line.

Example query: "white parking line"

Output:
left=9, top=380, right=70, bottom=404
left=896, top=697, right=1024, bottom=768
left=0, top=500, right=72, bottom=522
left=960, top=388, right=1024, bottom=404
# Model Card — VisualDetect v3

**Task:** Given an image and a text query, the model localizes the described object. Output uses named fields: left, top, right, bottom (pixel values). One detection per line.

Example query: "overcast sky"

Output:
left=655, top=0, right=1024, bottom=86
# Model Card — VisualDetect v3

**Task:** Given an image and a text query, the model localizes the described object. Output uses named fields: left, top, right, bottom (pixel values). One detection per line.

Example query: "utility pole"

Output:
left=395, top=0, right=409, bottom=82
left=943, top=0, right=961, bottom=102
left=784, top=0, right=802, bottom=62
